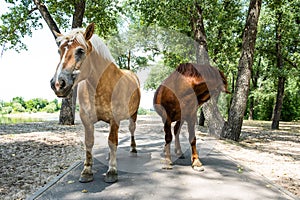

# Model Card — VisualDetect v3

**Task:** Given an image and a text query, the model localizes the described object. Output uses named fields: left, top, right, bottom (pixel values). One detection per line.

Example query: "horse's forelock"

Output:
left=56, top=28, right=89, bottom=49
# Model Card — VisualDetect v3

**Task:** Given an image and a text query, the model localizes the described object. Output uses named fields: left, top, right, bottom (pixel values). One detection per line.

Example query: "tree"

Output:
left=248, top=0, right=299, bottom=124
left=268, top=0, right=299, bottom=129
left=1, top=0, right=120, bottom=124
left=221, top=0, right=262, bottom=141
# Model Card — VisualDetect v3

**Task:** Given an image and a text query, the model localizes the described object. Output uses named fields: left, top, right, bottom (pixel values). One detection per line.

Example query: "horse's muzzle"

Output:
left=50, top=71, right=75, bottom=98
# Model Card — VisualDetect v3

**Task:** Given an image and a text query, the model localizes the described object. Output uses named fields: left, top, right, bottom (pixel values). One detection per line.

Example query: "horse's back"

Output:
left=154, top=63, right=228, bottom=122
left=94, top=63, right=140, bottom=122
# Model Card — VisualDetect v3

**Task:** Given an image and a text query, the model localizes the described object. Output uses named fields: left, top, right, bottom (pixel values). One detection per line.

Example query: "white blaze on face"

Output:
left=55, top=46, right=69, bottom=91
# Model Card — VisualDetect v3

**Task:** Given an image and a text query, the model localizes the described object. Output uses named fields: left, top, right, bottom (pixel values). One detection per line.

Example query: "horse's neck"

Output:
left=85, top=52, right=118, bottom=90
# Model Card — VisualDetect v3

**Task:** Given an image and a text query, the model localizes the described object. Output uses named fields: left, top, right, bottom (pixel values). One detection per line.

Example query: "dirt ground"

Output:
left=0, top=113, right=299, bottom=199
left=211, top=120, right=300, bottom=197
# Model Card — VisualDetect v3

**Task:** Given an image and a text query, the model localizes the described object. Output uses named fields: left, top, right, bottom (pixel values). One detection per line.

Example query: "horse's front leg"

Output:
left=105, top=120, right=119, bottom=183
left=79, top=121, right=95, bottom=183
left=187, top=117, right=204, bottom=172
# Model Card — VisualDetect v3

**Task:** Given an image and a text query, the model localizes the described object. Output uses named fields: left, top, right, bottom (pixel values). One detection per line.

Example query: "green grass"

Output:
left=0, top=115, right=43, bottom=124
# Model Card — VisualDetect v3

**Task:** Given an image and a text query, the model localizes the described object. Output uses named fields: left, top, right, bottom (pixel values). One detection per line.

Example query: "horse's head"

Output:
left=50, top=23, right=95, bottom=97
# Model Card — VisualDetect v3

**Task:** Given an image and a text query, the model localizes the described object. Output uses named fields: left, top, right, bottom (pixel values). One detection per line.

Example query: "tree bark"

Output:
left=221, top=0, right=262, bottom=141
left=72, top=0, right=86, bottom=28
left=127, top=50, right=131, bottom=70
left=271, top=9, right=285, bottom=130
left=248, top=57, right=260, bottom=120
left=192, top=2, right=225, bottom=136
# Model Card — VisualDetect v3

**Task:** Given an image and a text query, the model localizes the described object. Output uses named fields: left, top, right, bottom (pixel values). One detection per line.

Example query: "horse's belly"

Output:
left=95, top=97, right=138, bottom=122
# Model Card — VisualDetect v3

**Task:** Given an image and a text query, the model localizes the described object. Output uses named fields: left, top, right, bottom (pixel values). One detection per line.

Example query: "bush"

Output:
left=1, top=106, right=13, bottom=114
left=12, top=102, right=26, bottom=112
left=25, top=98, right=48, bottom=112
left=12, top=97, right=26, bottom=108
left=138, top=107, right=149, bottom=115
left=43, top=102, right=58, bottom=113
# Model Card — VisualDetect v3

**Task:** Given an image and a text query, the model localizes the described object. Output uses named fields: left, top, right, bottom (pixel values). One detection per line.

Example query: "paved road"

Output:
left=29, top=116, right=298, bottom=200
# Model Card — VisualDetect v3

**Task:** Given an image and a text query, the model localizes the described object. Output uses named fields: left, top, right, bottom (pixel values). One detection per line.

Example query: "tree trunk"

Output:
left=271, top=77, right=285, bottom=129
left=72, top=0, right=86, bottom=28
left=221, top=0, right=262, bottom=141
left=192, top=2, right=225, bottom=136
left=248, top=57, right=260, bottom=120
left=193, top=3, right=209, bottom=64
left=271, top=10, right=285, bottom=130
left=127, top=50, right=131, bottom=70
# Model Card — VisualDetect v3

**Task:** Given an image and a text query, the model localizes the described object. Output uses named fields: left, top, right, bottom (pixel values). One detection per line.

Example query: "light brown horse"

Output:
left=50, top=23, right=140, bottom=183
left=153, top=63, right=229, bottom=171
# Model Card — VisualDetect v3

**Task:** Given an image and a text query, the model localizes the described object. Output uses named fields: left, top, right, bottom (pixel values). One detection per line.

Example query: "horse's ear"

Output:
left=53, top=30, right=62, bottom=38
left=84, top=23, right=95, bottom=40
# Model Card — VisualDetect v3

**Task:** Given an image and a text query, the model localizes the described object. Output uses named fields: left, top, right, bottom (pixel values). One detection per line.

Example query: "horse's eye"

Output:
left=75, top=47, right=85, bottom=62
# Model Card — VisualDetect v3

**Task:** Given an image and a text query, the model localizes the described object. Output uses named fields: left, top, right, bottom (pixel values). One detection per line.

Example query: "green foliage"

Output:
left=12, top=102, right=26, bottom=112
left=0, top=0, right=121, bottom=52
left=0, top=0, right=42, bottom=52
left=107, top=28, right=151, bottom=71
left=43, top=102, right=58, bottom=113
left=12, top=96, right=26, bottom=108
left=144, top=61, right=173, bottom=90
left=1, top=106, right=13, bottom=114
left=0, top=97, right=60, bottom=114
left=25, top=98, right=48, bottom=112
left=137, top=107, right=150, bottom=115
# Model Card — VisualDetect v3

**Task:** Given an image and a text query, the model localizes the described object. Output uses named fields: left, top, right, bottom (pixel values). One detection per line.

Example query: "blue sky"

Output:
left=0, top=2, right=154, bottom=108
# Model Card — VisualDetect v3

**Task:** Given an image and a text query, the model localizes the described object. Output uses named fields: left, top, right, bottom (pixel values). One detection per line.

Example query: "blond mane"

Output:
left=56, top=28, right=115, bottom=62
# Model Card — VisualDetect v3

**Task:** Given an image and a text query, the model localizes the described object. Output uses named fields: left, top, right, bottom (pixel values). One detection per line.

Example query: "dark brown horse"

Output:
left=153, top=63, right=229, bottom=171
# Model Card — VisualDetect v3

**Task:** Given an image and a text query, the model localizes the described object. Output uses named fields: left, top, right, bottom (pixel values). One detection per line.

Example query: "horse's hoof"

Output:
left=79, top=174, right=94, bottom=183
left=130, top=148, right=137, bottom=154
left=192, top=165, right=204, bottom=171
left=161, top=158, right=173, bottom=169
left=192, top=159, right=204, bottom=172
left=105, top=172, right=118, bottom=183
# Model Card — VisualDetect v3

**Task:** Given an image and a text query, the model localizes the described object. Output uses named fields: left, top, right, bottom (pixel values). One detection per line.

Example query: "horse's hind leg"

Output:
left=174, top=121, right=184, bottom=158
left=105, top=120, right=119, bottom=183
left=187, top=117, right=204, bottom=172
left=129, top=112, right=137, bottom=154
left=79, top=122, right=95, bottom=183
left=163, top=119, right=173, bottom=169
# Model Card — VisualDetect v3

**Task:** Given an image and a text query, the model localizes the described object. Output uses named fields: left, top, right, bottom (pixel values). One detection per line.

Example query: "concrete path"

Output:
left=29, top=116, right=298, bottom=200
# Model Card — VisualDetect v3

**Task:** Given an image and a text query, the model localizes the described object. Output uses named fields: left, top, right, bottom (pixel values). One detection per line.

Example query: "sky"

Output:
left=0, top=2, right=154, bottom=109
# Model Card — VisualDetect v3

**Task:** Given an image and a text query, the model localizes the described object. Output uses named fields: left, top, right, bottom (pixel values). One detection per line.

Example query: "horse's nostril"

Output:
left=60, top=79, right=66, bottom=89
